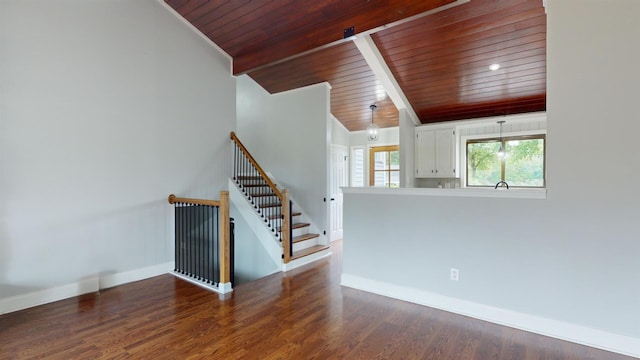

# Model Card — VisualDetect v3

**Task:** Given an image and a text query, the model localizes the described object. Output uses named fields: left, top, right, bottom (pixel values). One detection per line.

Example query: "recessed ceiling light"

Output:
left=489, top=63, right=501, bottom=71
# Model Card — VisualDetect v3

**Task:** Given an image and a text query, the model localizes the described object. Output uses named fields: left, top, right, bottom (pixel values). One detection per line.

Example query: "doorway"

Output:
left=330, top=145, right=348, bottom=241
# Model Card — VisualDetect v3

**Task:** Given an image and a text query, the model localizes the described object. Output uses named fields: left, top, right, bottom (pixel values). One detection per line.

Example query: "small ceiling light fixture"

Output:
left=367, top=104, right=379, bottom=142
left=497, top=120, right=506, bottom=158
left=489, top=63, right=501, bottom=71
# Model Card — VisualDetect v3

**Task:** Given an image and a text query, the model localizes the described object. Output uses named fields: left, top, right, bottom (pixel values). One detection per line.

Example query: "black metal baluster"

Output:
left=180, top=202, right=184, bottom=274
left=197, top=204, right=200, bottom=279
left=277, top=200, right=281, bottom=240
left=214, top=206, right=220, bottom=284
left=180, top=202, right=185, bottom=274
left=257, top=168, right=261, bottom=207
left=177, top=202, right=182, bottom=274
left=182, top=203, right=186, bottom=276
left=289, top=199, right=294, bottom=259
left=203, top=205, right=207, bottom=281
left=184, top=203, right=189, bottom=276
left=214, top=205, right=218, bottom=284
left=206, top=206, right=210, bottom=284
left=210, top=206, right=215, bottom=285
left=203, top=205, right=208, bottom=283
left=189, top=204, right=194, bottom=277
left=250, top=164, right=254, bottom=201
left=183, top=203, right=188, bottom=275
left=234, top=144, right=237, bottom=181
left=201, top=205, right=205, bottom=281
left=230, top=217, right=235, bottom=286
left=198, top=204, right=202, bottom=280
left=202, top=205, right=206, bottom=282
left=174, top=203, right=178, bottom=272
left=195, top=204, right=199, bottom=279
left=243, top=153, right=247, bottom=194
left=186, top=203, right=190, bottom=277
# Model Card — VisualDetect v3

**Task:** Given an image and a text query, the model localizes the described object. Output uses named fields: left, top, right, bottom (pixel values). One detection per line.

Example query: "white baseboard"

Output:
left=171, top=271, right=233, bottom=294
left=282, top=250, right=332, bottom=272
left=99, top=262, right=174, bottom=290
left=340, top=274, right=640, bottom=359
left=0, top=276, right=99, bottom=315
left=0, top=262, right=174, bottom=315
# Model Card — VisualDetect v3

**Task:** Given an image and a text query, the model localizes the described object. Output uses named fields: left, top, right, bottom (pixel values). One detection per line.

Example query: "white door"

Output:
left=330, top=145, right=348, bottom=241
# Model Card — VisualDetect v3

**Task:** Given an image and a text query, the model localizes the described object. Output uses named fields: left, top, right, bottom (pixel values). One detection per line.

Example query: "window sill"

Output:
left=341, top=187, right=546, bottom=199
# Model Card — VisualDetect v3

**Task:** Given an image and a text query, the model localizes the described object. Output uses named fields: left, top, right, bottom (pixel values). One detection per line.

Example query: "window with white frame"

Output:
left=351, top=146, right=365, bottom=187
left=466, top=134, right=545, bottom=187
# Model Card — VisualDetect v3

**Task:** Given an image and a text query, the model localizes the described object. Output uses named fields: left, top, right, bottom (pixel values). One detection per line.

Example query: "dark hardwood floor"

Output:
left=0, top=241, right=634, bottom=359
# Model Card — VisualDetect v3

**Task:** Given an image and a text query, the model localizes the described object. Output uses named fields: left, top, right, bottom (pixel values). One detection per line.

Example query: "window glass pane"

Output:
left=467, top=141, right=501, bottom=186
left=505, top=138, right=545, bottom=186
left=373, top=171, right=386, bottom=187
left=374, top=151, right=387, bottom=170
left=352, top=148, right=364, bottom=187
left=389, top=151, right=400, bottom=170
left=390, top=171, right=400, bottom=188
left=370, top=145, right=399, bottom=187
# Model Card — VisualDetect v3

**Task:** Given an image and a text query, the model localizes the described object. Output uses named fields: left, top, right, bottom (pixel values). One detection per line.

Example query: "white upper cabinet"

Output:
left=415, top=128, right=457, bottom=178
left=415, top=129, right=436, bottom=177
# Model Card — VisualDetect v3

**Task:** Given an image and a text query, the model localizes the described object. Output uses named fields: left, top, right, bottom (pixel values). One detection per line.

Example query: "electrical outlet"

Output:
left=450, top=268, right=459, bottom=281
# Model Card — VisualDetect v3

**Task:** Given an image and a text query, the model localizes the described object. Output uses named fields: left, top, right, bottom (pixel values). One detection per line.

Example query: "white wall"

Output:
left=230, top=203, right=280, bottom=285
left=349, top=127, right=399, bottom=147
left=0, top=0, right=235, bottom=307
left=398, top=109, right=415, bottom=188
left=236, top=75, right=331, bottom=241
left=330, top=115, right=350, bottom=147
left=342, top=0, right=640, bottom=356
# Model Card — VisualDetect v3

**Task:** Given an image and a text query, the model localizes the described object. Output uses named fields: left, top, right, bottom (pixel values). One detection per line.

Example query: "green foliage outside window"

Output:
left=467, top=136, right=545, bottom=187
left=371, top=147, right=400, bottom=188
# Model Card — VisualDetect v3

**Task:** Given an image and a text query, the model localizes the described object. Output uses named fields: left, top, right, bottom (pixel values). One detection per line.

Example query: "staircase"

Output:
left=230, top=132, right=330, bottom=269
left=235, top=175, right=328, bottom=262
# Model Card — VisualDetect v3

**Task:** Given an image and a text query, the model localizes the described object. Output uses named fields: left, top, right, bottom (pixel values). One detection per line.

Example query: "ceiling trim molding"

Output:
left=354, top=35, right=421, bottom=126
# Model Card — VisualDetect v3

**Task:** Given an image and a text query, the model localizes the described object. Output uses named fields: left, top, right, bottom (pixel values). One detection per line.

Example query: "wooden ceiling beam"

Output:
left=353, top=34, right=420, bottom=126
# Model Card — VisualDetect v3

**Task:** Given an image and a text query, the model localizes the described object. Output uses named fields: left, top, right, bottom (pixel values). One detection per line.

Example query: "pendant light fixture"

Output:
left=367, top=104, right=379, bottom=141
left=497, top=120, right=506, bottom=158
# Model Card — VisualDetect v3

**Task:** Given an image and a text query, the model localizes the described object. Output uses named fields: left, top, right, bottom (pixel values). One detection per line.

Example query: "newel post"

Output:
left=219, top=191, right=231, bottom=288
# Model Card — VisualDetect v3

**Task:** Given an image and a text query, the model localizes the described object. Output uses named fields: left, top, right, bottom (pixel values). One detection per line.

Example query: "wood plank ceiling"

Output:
left=166, top=0, right=546, bottom=131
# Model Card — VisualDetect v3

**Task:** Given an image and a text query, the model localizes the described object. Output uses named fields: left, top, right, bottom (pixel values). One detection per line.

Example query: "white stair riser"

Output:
left=292, top=238, right=320, bottom=252
left=292, top=226, right=310, bottom=237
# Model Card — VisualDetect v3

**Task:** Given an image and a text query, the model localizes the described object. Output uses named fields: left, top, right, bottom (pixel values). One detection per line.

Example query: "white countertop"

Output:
left=341, top=186, right=546, bottom=199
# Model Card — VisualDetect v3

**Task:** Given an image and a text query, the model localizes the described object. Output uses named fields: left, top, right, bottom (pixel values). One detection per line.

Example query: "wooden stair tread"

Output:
left=240, top=184, right=270, bottom=188
left=293, top=233, right=320, bottom=243
left=277, top=222, right=309, bottom=232
left=292, top=245, right=330, bottom=260
left=258, top=202, right=281, bottom=208
left=236, top=175, right=263, bottom=180
left=267, top=211, right=301, bottom=220
left=250, top=193, right=277, bottom=197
